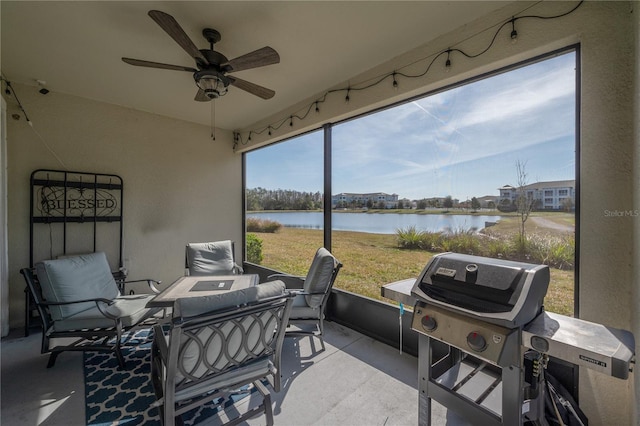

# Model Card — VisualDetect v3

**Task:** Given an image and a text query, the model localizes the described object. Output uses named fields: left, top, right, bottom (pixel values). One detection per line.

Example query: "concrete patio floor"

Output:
left=2, top=321, right=467, bottom=425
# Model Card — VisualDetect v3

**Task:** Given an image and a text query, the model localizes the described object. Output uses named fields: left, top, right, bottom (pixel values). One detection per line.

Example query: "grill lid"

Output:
left=411, top=252, right=550, bottom=328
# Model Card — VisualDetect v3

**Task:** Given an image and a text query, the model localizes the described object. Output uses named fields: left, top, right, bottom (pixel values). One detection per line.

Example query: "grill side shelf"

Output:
left=522, top=311, right=635, bottom=379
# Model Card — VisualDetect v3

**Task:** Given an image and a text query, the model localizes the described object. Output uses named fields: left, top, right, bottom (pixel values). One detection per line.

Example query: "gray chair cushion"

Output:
left=290, top=293, right=321, bottom=319
left=175, top=357, right=272, bottom=402
left=35, top=252, right=120, bottom=321
left=303, top=248, right=337, bottom=308
left=186, top=241, right=236, bottom=276
left=52, top=294, right=156, bottom=331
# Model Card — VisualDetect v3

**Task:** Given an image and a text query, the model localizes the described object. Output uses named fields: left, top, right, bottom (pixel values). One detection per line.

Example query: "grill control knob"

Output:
left=467, top=331, right=487, bottom=352
left=421, top=315, right=437, bottom=332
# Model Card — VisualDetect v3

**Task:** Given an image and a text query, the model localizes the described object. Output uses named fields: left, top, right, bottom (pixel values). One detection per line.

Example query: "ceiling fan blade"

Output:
left=194, top=89, right=211, bottom=102
left=228, top=76, right=275, bottom=100
left=223, top=47, right=280, bottom=73
left=122, top=57, right=197, bottom=72
left=148, top=10, right=207, bottom=63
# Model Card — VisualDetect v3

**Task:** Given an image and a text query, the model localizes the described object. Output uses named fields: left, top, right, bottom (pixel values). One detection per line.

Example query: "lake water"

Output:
left=246, top=211, right=502, bottom=234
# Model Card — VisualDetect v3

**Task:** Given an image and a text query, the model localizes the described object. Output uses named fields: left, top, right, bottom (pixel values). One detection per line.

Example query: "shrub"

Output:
left=482, top=237, right=512, bottom=259
left=246, top=233, right=263, bottom=264
left=419, top=232, right=442, bottom=251
left=396, top=226, right=575, bottom=270
left=397, top=226, right=445, bottom=250
left=396, top=226, right=424, bottom=249
left=246, top=217, right=282, bottom=233
left=440, top=227, right=480, bottom=255
left=523, top=234, right=575, bottom=270
left=550, top=234, right=575, bottom=270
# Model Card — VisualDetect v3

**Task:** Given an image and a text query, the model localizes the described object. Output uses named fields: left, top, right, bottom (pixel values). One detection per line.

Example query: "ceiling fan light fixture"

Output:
left=195, top=72, right=228, bottom=99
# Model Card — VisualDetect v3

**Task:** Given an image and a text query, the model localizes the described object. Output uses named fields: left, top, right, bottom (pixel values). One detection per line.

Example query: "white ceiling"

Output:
left=1, top=1, right=506, bottom=131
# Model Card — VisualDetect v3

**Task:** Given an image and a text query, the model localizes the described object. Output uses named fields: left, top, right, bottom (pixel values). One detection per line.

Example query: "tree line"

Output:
left=247, top=189, right=481, bottom=211
left=246, top=187, right=323, bottom=211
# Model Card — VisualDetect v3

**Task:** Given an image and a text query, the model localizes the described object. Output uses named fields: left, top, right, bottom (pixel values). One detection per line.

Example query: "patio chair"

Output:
left=20, top=251, right=162, bottom=369
left=151, top=280, right=293, bottom=426
left=268, top=247, right=342, bottom=345
left=185, top=240, right=243, bottom=276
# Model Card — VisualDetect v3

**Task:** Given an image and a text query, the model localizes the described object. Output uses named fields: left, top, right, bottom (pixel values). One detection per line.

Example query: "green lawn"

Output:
left=253, top=225, right=575, bottom=316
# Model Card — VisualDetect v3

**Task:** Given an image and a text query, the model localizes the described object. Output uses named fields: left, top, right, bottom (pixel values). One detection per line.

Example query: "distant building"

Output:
left=397, top=198, right=413, bottom=209
left=415, top=196, right=459, bottom=209
left=498, top=180, right=575, bottom=211
left=476, top=195, right=498, bottom=209
left=332, top=192, right=399, bottom=209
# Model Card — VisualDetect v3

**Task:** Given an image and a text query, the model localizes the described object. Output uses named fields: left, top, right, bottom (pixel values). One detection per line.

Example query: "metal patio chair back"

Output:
left=269, top=247, right=342, bottom=345
left=151, top=280, right=293, bottom=426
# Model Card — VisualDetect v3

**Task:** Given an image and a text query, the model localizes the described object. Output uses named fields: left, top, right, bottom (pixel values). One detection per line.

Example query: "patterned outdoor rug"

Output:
left=83, top=328, right=255, bottom=425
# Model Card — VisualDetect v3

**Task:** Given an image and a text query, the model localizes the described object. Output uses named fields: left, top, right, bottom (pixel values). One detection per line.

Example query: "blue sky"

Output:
left=247, top=51, right=576, bottom=201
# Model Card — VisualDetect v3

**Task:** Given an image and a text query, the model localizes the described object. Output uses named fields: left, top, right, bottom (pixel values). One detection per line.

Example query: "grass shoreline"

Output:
left=251, top=222, right=575, bottom=316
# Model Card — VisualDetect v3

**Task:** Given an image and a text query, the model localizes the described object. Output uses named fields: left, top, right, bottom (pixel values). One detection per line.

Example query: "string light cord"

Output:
left=29, top=124, right=69, bottom=170
left=235, top=92, right=331, bottom=144
left=1, top=76, right=69, bottom=170
left=453, top=0, right=584, bottom=60
left=1, top=76, right=31, bottom=123
left=233, top=0, right=583, bottom=148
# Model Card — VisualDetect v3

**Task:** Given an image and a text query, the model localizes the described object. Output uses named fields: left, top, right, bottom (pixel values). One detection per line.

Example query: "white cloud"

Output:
left=253, top=52, right=577, bottom=200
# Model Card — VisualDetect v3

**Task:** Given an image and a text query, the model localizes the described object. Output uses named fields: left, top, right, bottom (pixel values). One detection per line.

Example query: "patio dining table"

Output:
left=146, top=274, right=260, bottom=308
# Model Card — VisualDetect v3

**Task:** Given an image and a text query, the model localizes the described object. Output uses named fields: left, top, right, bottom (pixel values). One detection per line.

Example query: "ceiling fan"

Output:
left=122, top=10, right=279, bottom=101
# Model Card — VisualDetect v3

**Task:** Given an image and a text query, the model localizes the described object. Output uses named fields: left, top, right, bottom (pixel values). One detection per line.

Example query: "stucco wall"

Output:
left=237, top=2, right=638, bottom=424
left=576, top=3, right=636, bottom=425
left=5, top=86, right=242, bottom=329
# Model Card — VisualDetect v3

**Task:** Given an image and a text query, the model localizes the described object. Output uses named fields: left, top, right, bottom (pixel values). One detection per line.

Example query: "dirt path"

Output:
left=531, top=216, right=573, bottom=233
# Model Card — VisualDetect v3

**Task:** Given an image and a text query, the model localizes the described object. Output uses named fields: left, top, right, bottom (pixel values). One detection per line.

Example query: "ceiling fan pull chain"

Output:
left=211, top=99, right=216, bottom=141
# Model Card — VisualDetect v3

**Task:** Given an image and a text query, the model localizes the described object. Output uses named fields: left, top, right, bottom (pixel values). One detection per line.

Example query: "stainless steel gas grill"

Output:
left=395, top=252, right=637, bottom=426
left=412, top=252, right=550, bottom=329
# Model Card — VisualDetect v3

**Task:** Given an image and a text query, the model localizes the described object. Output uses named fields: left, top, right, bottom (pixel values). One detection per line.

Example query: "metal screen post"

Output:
left=323, top=123, right=332, bottom=250
left=418, top=334, right=432, bottom=426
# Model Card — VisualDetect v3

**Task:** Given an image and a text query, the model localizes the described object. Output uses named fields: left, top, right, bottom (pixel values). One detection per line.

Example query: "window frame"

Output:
left=243, top=44, right=580, bottom=315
